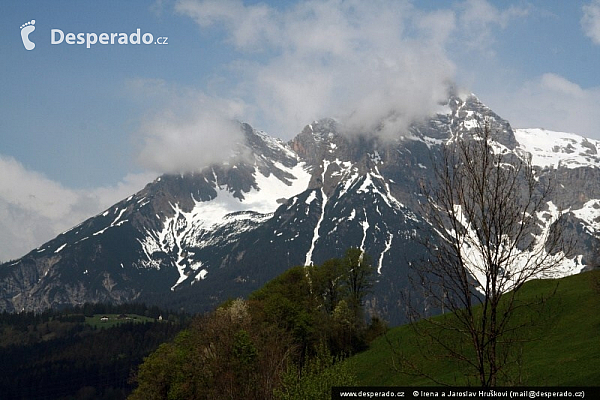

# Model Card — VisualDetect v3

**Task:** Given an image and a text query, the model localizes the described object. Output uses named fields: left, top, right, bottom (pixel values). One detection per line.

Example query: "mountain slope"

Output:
left=1, top=95, right=598, bottom=324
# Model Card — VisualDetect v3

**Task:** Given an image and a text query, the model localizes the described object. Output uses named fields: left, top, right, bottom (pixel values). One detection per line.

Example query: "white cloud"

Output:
left=455, top=0, right=529, bottom=54
left=540, top=73, right=586, bottom=98
left=129, top=78, right=247, bottom=174
left=0, top=155, right=154, bottom=262
left=483, top=73, right=600, bottom=139
left=175, top=0, right=458, bottom=140
left=175, top=0, right=279, bottom=51
left=415, top=9, right=456, bottom=45
left=582, top=0, right=600, bottom=44
left=173, top=0, right=535, bottom=140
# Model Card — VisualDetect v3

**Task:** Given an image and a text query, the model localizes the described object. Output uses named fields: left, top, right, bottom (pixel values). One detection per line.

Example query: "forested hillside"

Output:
left=0, top=303, right=187, bottom=400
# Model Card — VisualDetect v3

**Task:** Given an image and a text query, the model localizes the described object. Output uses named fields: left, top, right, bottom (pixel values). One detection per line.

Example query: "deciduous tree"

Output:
left=405, top=123, right=572, bottom=386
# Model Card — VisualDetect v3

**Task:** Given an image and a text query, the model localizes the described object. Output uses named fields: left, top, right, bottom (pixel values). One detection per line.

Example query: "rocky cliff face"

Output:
left=1, top=95, right=598, bottom=324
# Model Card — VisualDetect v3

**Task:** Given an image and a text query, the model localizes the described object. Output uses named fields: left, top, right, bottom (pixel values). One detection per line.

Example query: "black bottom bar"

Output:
left=332, top=387, right=598, bottom=399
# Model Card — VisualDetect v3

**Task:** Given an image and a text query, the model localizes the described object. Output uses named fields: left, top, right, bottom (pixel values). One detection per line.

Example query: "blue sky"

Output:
left=2, top=0, right=600, bottom=261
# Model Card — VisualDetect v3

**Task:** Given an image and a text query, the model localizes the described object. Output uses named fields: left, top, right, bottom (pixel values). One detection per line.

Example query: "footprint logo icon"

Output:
left=20, top=20, right=36, bottom=50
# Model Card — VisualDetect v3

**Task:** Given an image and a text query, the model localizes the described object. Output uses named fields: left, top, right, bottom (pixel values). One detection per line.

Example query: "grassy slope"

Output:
left=351, top=270, right=600, bottom=386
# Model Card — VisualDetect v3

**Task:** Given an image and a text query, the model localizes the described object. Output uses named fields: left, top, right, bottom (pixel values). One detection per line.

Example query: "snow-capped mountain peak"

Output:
left=1, top=96, right=598, bottom=325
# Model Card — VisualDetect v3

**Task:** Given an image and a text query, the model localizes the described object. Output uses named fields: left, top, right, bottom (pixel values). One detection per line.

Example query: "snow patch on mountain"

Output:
left=378, top=233, right=393, bottom=275
left=137, top=160, right=312, bottom=288
left=305, top=160, right=330, bottom=266
left=452, top=201, right=585, bottom=296
left=359, top=214, right=369, bottom=254
left=515, top=128, right=600, bottom=169
left=571, top=199, right=600, bottom=233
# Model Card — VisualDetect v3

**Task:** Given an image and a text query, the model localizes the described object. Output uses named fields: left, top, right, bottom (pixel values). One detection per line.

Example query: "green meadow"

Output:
left=350, top=270, right=600, bottom=386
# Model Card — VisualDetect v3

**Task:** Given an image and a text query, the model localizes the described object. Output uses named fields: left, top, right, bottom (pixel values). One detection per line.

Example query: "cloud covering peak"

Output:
left=175, top=0, right=457, bottom=140
left=132, top=80, right=247, bottom=174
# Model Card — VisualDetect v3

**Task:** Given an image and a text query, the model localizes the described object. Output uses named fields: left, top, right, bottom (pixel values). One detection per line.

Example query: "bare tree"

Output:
left=404, top=123, right=572, bottom=386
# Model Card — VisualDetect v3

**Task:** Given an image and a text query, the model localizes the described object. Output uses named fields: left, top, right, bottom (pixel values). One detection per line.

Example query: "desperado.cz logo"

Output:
left=51, top=28, right=168, bottom=48
left=20, top=20, right=168, bottom=50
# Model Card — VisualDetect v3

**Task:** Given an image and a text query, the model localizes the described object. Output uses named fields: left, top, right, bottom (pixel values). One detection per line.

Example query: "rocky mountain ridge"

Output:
left=1, top=95, right=598, bottom=324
